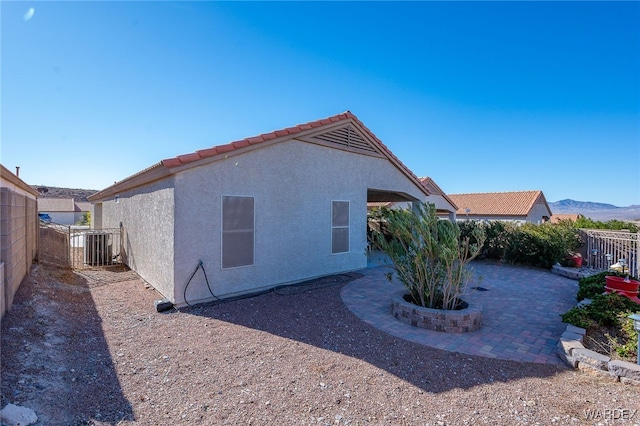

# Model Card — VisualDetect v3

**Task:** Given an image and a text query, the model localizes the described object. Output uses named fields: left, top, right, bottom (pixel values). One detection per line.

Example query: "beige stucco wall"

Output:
left=527, top=201, right=552, bottom=224
left=172, top=139, right=427, bottom=305
left=0, top=179, right=38, bottom=318
left=99, top=178, right=176, bottom=300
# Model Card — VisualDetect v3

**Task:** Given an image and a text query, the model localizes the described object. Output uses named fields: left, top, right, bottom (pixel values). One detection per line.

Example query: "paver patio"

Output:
left=341, top=257, right=579, bottom=365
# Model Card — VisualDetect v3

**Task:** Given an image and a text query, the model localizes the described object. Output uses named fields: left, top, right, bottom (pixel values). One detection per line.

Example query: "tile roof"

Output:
left=75, top=202, right=92, bottom=212
left=418, top=177, right=458, bottom=210
left=160, top=112, right=421, bottom=183
left=447, top=191, right=548, bottom=217
left=89, top=111, right=430, bottom=201
left=550, top=213, right=583, bottom=223
left=38, top=198, right=76, bottom=212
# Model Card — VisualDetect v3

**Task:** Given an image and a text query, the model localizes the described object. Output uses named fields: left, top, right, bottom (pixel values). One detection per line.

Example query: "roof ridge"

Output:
left=449, top=190, right=541, bottom=196
left=162, top=111, right=355, bottom=169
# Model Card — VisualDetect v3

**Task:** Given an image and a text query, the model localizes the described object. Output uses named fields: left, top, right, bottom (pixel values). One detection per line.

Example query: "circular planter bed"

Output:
left=391, top=290, right=482, bottom=333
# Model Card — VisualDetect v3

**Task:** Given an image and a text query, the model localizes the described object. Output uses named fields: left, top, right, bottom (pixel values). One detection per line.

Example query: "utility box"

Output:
left=84, top=233, right=112, bottom=266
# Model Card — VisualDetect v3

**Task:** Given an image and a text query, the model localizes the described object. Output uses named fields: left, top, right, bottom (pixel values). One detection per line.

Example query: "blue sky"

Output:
left=2, top=1, right=639, bottom=207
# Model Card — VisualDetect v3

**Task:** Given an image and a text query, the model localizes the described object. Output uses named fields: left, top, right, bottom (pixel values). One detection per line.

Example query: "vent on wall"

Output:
left=307, top=124, right=381, bottom=155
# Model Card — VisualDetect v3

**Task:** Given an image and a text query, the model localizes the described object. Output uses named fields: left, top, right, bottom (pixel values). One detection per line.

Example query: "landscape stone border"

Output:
left=550, top=264, right=604, bottom=280
left=391, top=290, right=482, bottom=333
left=557, top=324, right=640, bottom=386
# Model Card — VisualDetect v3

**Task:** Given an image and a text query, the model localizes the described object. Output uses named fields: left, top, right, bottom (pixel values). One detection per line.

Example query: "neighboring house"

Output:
left=447, top=190, right=552, bottom=224
left=550, top=213, right=584, bottom=224
left=1, top=164, right=39, bottom=318
left=367, top=177, right=458, bottom=221
left=88, top=111, right=433, bottom=307
left=419, top=177, right=458, bottom=221
left=38, top=198, right=91, bottom=225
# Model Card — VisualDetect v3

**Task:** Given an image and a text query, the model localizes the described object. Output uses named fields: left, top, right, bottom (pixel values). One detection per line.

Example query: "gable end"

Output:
left=298, top=123, right=384, bottom=157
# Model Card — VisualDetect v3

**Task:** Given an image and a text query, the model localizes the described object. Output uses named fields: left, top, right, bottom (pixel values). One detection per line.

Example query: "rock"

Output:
left=0, top=403, right=38, bottom=426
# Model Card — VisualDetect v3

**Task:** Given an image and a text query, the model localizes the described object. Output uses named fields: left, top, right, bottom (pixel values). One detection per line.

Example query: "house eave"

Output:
left=87, top=162, right=171, bottom=202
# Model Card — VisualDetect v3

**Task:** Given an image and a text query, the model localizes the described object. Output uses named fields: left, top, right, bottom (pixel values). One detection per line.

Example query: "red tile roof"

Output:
left=89, top=112, right=430, bottom=201
left=550, top=213, right=583, bottom=223
left=447, top=191, right=549, bottom=217
left=418, top=177, right=458, bottom=210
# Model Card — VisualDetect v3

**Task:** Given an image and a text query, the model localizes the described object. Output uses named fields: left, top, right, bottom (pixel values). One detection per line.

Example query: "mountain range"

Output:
left=549, top=199, right=640, bottom=222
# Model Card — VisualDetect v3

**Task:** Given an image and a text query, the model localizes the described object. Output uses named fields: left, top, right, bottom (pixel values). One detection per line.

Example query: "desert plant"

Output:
left=370, top=202, right=486, bottom=310
left=607, top=312, right=639, bottom=359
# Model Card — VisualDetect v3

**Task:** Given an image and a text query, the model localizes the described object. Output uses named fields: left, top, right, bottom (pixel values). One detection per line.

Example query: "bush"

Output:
left=574, top=217, right=639, bottom=233
left=576, top=271, right=632, bottom=301
left=503, top=222, right=581, bottom=269
left=562, top=292, right=640, bottom=328
left=459, top=220, right=515, bottom=260
left=370, top=202, right=486, bottom=310
left=459, top=220, right=582, bottom=269
left=608, top=313, right=639, bottom=359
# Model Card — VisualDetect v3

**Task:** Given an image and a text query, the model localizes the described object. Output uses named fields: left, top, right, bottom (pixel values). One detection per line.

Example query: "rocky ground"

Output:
left=1, top=264, right=639, bottom=425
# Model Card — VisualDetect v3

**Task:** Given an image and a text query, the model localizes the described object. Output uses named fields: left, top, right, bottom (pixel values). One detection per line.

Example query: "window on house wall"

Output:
left=222, top=196, right=255, bottom=268
left=332, top=200, right=349, bottom=254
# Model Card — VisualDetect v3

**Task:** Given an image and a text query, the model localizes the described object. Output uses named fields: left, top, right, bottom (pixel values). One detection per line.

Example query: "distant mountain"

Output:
left=550, top=199, right=619, bottom=211
left=549, top=199, right=640, bottom=222
left=31, top=185, right=98, bottom=202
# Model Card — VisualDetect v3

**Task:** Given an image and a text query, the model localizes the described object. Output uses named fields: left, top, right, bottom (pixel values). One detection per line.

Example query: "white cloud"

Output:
left=23, top=7, right=35, bottom=21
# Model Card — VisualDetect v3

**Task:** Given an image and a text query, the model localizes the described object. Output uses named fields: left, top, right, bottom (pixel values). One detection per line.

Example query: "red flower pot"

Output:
left=572, top=255, right=583, bottom=268
left=604, top=276, right=640, bottom=304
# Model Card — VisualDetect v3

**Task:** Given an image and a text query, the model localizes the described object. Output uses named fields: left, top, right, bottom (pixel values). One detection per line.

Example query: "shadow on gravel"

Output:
left=179, top=270, right=570, bottom=395
left=0, top=265, right=134, bottom=425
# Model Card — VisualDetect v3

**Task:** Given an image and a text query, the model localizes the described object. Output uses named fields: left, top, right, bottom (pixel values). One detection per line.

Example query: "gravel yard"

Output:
left=1, top=264, right=639, bottom=426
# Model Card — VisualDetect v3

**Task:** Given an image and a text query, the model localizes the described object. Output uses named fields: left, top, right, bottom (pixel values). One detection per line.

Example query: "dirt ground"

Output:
left=1, top=263, right=639, bottom=426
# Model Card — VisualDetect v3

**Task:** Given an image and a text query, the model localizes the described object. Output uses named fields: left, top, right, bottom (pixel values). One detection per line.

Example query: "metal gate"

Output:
left=581, top=229, right=639, bottom=277
left=39, top=223, right=123, bottom=269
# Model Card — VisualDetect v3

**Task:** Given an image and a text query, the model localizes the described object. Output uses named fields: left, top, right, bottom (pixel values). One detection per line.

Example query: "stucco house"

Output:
left=367, top=176, right=458, bottom=220
left=447, top=190, right=552, bottom=224
left=88, top=112, right=434, bottom=307
left=38, top=198, right=91, bottom=225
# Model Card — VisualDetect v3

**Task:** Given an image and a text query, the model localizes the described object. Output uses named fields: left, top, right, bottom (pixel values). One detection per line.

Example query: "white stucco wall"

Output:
left=99, top=178, right=176, bottom=300
left=42, top=212, right=75, bottom=225
left=527, top=201, right=552, bottom=224
left=172, top=139, right=427, bottom=305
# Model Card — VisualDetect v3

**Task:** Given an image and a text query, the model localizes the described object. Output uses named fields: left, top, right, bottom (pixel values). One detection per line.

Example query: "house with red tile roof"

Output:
left=88, top=112, right=434, bottom=307
left=447, top=190, right=552, bottom=224
left=550, top=213, right=584, bottom=224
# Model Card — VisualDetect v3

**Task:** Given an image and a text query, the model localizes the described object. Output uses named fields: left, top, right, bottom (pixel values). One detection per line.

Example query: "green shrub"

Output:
left=574, top=217, right=639, bottom=233
left=562, top=292, right=640, bottom=328
left=560, top=305, right=595, bottom=329
left=459, top=220, right=515, bottom=261
left=576, top=272, right=608, bottom=301
left=370, top=202, right=486, bottom=310
left=576, top=271, right=633, bottom=301
left=608, top=313, right=639, bottom=359
left=503, top=222, right=581, bottom=269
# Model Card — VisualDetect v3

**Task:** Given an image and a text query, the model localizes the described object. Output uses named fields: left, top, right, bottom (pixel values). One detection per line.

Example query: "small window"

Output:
left=222, top=196, right=254, bottom=268
left=332, top=201, right=349, bottom=254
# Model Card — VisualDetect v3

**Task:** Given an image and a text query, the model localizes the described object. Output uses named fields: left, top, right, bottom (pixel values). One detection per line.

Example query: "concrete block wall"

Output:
left=0, top=187, right=38, bottom=318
